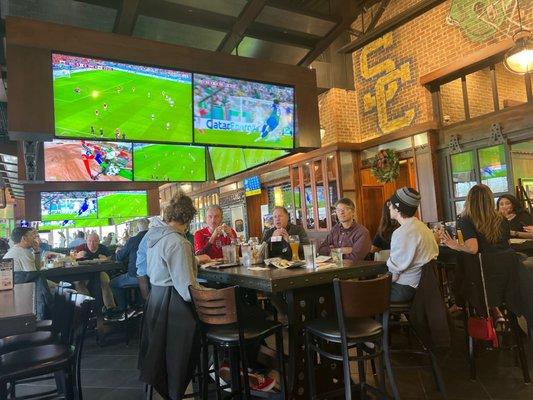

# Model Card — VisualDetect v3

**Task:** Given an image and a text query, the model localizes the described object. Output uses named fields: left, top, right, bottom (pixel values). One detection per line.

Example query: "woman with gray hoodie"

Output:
left=138, top=191, right=204, bottom=400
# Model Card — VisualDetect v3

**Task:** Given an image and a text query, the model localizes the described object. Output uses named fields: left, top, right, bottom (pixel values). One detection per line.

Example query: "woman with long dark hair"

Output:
left=371, top=201, right=400, bottom=253
left=497, top=194, right=533, bottom=239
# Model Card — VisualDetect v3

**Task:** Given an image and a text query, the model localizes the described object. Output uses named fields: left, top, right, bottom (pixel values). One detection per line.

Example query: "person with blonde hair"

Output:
left=441, top=184, right=510, bottom=254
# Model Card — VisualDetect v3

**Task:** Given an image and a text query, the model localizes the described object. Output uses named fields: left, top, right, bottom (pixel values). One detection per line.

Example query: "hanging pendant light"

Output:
left=504, top=1, right=533, bottom=75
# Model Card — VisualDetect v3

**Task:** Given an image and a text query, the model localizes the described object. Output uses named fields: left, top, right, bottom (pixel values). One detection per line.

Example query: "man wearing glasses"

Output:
left=318, top=198, right=371, bottom=261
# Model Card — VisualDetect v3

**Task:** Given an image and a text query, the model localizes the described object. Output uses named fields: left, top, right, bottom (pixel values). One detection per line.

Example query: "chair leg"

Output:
left=508, top=311, right=531, bottom=384
left=304, top=330, right=317, bottom=399
left=383, top=332, right=400, bottom=400
left=238, top=342, right=251, bottom=400
left=229, top=349, right=241, bottom=398
left=356, top=346, right=366, bottom=398
left=1, top=381, right=8, bottom=400
left=213, top=346, right=223, bottom=400
left=275, top=327, right=287, bottom=399
left=64, top=365, right=75, bottom=400
left=341, top=342, right=352, bottom=400
left=144, top=384, right=153, bottom=400
left=376, top=346, right=387, bottom=398
left=201, top=339, right=209, bottom=399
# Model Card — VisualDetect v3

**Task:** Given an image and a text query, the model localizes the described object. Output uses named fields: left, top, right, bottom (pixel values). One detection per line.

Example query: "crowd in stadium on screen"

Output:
left=52, top=54, right=191, bottom=82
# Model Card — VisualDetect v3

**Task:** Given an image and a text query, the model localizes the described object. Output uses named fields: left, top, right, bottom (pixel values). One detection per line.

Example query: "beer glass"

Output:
left=303, top=244, right=316, bottom=269
left=288, top=235, right=300, bottom=261
left=330, top=248, right=343, bottom=267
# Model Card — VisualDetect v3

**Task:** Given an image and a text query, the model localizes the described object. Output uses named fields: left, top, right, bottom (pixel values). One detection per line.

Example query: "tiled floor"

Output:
left=14, top=319, right=533, bottom=400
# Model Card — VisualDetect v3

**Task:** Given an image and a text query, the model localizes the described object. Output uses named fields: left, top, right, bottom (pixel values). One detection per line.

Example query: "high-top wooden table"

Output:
left=0, top=282, right=36, bottom=338
left=41, top=261, right=123, bottom=344
left=198, top=260, right=387, bottom=400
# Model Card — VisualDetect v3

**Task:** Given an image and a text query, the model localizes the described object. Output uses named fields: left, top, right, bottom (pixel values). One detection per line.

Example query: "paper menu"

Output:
left=0, top=258, right=14, bottom=291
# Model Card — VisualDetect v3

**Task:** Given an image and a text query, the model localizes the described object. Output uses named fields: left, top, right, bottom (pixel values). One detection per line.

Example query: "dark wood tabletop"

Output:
left=198, top=260, right=387, bottom=293
left=40, top=261, right=123, bottom=281
left=0, top=282, right=36, bottom=338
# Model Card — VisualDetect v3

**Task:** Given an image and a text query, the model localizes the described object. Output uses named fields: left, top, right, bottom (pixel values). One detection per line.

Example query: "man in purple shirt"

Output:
left=318, top=198, right=371, bottom=261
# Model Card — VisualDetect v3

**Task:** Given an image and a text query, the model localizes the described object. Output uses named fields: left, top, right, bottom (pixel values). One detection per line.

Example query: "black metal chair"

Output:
left=305, top=274, right=398, bottom=400
left=122, top=284, right=144, bottom=346
left=189, top=285, right=287, bottom=400
left=0, top=294, right=95, bottom=400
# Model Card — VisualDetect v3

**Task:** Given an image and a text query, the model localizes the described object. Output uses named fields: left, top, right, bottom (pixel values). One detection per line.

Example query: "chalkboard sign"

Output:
left=0, top=258, right=14, bottom=291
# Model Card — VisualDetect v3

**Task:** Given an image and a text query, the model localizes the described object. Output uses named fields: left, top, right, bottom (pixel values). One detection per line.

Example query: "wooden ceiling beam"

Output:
left=265, top=0, right=341, bottom=24
left=217, top=0, right=266, bottom=53
left=113, top=0, right=142, bottom=35
left=338, top=0, right=447, bottom=54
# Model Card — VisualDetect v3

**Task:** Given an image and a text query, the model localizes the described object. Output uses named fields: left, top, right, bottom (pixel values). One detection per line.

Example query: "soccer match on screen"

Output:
left=194, top=74, right=294, bottom=149
left=52, top=53, right=193, bottom=143
left=44, top=139, right=133, bottom=182
left=133, top=144, right=206, bottom=182
left=209, top=147, right=288, bottom=180
left=96, top=191, right=148, bottom=219
left=41, top=191, right=98, bottom=222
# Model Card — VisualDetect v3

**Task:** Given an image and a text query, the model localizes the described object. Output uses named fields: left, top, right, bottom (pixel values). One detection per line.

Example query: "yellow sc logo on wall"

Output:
left=360, top=32, right=415, bottom=134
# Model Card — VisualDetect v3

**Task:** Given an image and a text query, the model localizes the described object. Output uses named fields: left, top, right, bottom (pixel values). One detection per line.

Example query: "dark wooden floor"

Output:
left=14, top=317, right=533, bottom=400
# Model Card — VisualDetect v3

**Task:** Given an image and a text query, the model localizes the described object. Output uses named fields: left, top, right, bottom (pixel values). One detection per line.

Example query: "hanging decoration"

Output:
left=370, top=149, right=400, bottom=183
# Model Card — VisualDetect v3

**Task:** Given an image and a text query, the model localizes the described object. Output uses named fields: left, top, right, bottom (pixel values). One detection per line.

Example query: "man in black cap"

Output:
left=387, top=187, right=438, bottom=303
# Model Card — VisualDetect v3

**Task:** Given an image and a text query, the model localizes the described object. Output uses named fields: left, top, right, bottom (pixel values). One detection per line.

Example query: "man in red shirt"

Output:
left=194, top=205, right=237, bottom=259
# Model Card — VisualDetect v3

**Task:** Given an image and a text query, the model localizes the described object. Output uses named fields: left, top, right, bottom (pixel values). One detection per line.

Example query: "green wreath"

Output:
left=370, top=149, right=400, bottom=183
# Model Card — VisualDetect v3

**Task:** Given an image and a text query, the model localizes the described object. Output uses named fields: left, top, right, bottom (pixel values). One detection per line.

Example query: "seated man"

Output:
left=69, top=231, right=85, bottom=248
left=3, top=227, right=52, bottom=319
left=318, top=198, right=371, bottom=261
left=262, top=206, right=309, bottom=260
left=110, top=218, right=149, bottom=312
left=387, top=187, right=439, bottom=303
left=74, top=232, right=120, bottom=319
left=194, top=205, right=237, bottom=259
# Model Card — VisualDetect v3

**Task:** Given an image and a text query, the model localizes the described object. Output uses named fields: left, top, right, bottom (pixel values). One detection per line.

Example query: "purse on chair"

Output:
left=467, top=254, right=499, bottom=348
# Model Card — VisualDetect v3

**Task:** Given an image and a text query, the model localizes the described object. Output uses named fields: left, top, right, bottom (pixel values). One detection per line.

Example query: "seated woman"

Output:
left=497, top=194, right=533, bottom=239
left=262, top=206, right=309, bottom=260
left=371, top=202, right=399, bottom=255
left=440, top=184, right=511, bottom=322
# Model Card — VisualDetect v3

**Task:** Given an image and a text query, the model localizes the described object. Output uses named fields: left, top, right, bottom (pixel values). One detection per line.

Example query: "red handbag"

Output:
left=467, top=254, right=499, bottom=348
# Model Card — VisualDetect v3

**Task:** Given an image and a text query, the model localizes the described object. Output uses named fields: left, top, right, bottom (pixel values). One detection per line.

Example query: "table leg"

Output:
left=285, top=284, right=343, bottom=400
left=92, top=272, right=106, bottom=345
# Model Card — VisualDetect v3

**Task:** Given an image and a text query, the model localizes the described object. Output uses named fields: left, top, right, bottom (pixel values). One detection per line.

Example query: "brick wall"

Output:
left=319, top=0, right=533, bottom=142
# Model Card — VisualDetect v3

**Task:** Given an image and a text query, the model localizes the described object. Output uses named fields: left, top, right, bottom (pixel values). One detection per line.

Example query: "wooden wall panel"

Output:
left=246, top=190, right=268, bottom=238
left=415, top=151, right=438, bottom=222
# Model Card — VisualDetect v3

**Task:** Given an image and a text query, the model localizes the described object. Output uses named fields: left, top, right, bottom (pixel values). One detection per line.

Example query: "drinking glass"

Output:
left=288, top=235, right=300, bottom=261
left=249, top=237, right=260, bottom=246
left=303, top=244, right=316, bottom=269
left=330, top=248, right=343, bottom=267
left=222, top=245, right=237, bottom=264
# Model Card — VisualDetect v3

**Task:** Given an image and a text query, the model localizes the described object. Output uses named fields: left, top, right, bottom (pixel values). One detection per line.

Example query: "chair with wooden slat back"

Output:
left=189, top=285, right=286, bottom=400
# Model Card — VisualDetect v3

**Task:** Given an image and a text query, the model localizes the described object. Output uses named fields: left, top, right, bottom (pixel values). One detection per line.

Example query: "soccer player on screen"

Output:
left=77, top=197, right=90, bottom=216
left=257, top=99, right=280, bottom=141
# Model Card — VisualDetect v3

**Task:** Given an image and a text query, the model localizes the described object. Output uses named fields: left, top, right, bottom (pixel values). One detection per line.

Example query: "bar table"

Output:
left=0, top=282, right=36, bottom=338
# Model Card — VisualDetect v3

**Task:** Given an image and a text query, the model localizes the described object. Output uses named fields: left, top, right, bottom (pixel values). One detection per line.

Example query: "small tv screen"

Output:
left=244, top=176, right=261, bottom=196
left=96, top=191, right=148, bottom=219
left=52, top=53, right=193, bottom=143
left=41, top=191, right=98, bottom=221
left=132, top=144, right=206, bottom=182
left=209, top=147, right=288, bottom=180
left=44, top=139, right=133, bottom=182
left=194, top=74, right=294, bottom=149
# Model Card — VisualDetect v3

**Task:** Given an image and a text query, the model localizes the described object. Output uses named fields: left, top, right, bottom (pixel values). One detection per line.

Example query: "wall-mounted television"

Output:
left=209, top=147, right=289, bottom=180
left=41, top=191, right=98, bottom=222
left=96, top=190, right=148, bottom=218
left=194, top=74, right=294, bottom=149
left=44, top=139, right=133, bottom=182
left=244, top=176, right=261, bottom=196
left=52, top=53, right=193, bottom=143
left=132, top=144, right=206, bottom=182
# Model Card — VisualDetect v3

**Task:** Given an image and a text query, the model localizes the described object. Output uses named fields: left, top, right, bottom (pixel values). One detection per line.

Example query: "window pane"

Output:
left=293, top=187, right=302, bottom=226
left=455, top=200, right=465, bottom=216
left=304, top=186, right=314, bottom=229
left=327, top=154, right=337, bottom=180
left=479, top=145, right=508, bottom=193
left=451, top=151, right=476, bottom=197
left=314, top=160, right=323, bottom=183
left=316, top=185, right=327, bottom=228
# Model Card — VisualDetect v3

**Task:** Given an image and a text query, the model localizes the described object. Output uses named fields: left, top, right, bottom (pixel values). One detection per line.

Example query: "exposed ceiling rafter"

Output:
left=113, top=0, right=143, bottom=35
left=338, top=0, right=447, bottom=54
left=217, top=0, right=267, bottom=53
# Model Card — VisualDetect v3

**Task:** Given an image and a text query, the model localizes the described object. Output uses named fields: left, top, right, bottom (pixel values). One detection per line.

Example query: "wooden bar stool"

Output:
left=189, top=285, right=287, bottom=399
left=305, top=274, right=399, bottom=400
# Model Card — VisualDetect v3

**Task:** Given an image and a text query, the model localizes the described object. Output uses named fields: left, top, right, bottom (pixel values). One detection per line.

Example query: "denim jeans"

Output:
left=110, top=273, right=139, bottom=311
left=390, top=282, right=416, bottom=303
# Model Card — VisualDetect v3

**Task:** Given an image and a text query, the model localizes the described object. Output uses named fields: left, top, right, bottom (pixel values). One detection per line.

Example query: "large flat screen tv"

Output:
left=52, top=53, right=193, bottom=143
left=96, top=190, right=148, bottom=218
left=194, top=74, right=294, bottom=149
left=41, top=191, right=98, bottom=222
left=132, top=144, right=206, bottom=182
left=44, top=139, right=133, bottom=182
left=209, top=147, right=288, bottom=180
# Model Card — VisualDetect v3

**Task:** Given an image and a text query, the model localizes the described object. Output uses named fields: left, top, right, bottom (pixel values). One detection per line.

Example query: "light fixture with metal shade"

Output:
left=503, top=1, right=533, bottom=75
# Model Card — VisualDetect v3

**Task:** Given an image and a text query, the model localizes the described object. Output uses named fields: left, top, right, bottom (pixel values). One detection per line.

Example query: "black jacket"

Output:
left=262, top=223, right=310, bottom=261
left=116, top=230, right=148, bottom=277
